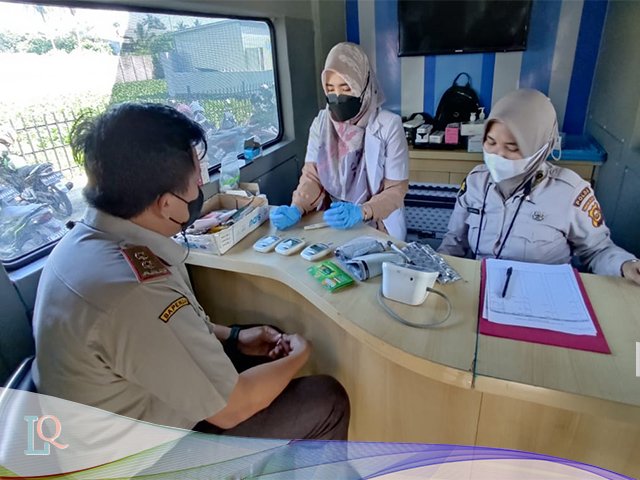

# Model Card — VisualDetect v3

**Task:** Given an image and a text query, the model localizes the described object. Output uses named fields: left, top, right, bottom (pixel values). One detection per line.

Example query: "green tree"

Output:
left=26, top=36, right=53, bottom=55
left=80, top=37, right=113, bottom=54
left=33, top=5, right=57, bottom=52
left=0, top=32, right=25, bottom=53
left=127, top=14, right=170, bottom=54
left=53, top=34, right=77, bottom=53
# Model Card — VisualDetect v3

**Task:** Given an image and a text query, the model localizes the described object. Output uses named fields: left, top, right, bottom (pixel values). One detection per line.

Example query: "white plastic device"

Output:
left=300, top=243, right=332, bottom=261
left=381, top=262, right=439, bottom=306
left=253, top=235, right=282, bottom=253
left=275, top=237, right=306, bottom=256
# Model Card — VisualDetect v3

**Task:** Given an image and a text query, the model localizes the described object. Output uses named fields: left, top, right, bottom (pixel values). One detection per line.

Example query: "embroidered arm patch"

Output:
left=573, top=186, right=591, bottom=207
left=160, top=296, right=190, bottom=323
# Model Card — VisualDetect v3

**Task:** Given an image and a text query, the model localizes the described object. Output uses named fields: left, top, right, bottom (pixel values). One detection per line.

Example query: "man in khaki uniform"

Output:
left=32, top=103, right=349, bottom=439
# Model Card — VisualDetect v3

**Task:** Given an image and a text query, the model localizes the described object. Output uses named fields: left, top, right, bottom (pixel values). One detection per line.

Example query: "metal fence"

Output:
left=6, top=82, right=275, bottom=176
left=8, top=110, right=82, bottom=178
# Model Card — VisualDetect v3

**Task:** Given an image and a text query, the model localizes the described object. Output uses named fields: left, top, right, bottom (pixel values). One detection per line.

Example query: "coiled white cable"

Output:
left=377, top=286, right=452, bottom=329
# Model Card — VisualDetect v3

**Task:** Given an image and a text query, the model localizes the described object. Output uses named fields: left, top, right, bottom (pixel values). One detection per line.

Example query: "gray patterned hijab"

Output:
left=484, top=89, right=560, bottom=198
left=315, top=42, right=384, bottom=203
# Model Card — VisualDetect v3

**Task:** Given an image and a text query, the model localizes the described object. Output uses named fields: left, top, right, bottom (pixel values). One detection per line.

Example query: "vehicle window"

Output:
left=0, top=2, right=281, bottom=266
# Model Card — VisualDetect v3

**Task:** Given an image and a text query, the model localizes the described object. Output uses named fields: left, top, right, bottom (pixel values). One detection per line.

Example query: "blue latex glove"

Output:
left=323, top=202, right=363, bottom=229
left=270, top=205, right=302, bottom=230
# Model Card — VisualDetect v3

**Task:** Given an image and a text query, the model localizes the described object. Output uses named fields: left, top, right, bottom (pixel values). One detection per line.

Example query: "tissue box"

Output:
left=467, top=135, right=483, bottom=153
left=460, top=121, right=485, bottom=136
left=445, top=123, right=460, bottom=145
left=429, top=131, right=444, bottom=144
left=181, top=183, right=269, bottom=255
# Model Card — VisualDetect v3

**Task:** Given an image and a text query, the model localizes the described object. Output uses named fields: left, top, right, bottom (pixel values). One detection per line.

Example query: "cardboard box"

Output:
left=467, top=135, right=483, bottom=153
left=429, top=131, right=444, bottom=144
left=460, top=121, right=485, bottom=136
left=414, top=124, right=433, bottom=145
left=445, top=123, right=460, bottom=145
left=181, top=183, right=269, bottom=255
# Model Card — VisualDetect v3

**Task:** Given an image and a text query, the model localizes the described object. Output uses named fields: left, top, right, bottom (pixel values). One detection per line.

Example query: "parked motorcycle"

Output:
left=0, top=135, right=74, bottom=217
left=0, top=201, right=66, bottom=260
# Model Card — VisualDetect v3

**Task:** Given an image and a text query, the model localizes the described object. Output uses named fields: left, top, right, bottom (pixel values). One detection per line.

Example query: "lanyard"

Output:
left=473, top=178, right=533, bottom=260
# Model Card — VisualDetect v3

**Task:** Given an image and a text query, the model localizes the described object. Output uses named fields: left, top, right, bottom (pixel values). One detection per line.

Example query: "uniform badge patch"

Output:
left=582, top=196, right=604, bottom=227
left=160, top=296, right=190, bottom=323
left=458, top=179, right=467, bottom=197
left=573, top=187, right=591, bottom=207
left=121, top=246, right=170, bottom=283
left=532, top=211, right=545, bottom=222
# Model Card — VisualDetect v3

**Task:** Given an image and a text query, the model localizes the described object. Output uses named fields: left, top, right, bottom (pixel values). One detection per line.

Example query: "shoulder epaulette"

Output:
left=121, top=245, right=171, bottom=283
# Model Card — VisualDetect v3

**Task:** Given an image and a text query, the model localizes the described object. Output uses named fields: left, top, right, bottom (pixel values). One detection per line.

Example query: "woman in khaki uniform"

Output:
left=269, top=42, right=410, bottom=240
left=439, top=89, right=640, bottom=285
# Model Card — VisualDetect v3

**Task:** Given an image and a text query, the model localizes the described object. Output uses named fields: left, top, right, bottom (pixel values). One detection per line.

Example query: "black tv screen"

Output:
left=398, top=0, right=532, bottom=56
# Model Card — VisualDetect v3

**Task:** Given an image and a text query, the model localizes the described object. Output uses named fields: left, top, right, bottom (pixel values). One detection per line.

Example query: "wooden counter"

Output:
left=187, top=214, right=640, bottom=477
left=409, top=147, right=601, bottom=185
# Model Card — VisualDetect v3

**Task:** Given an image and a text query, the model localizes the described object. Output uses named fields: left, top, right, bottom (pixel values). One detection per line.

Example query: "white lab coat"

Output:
left=305, top=108, right=409, bottom=240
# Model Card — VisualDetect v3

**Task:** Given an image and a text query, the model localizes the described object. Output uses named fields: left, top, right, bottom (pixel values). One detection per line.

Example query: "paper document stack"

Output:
left=483, top=259, right=597, bottom=336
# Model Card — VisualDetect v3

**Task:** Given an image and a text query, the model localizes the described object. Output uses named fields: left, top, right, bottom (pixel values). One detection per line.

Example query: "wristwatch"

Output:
left=225, top=325, right=242, bottom=353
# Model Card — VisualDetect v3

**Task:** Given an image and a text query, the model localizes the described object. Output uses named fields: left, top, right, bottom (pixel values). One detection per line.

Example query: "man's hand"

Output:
left=237, top=326, right=292, bottom=359
left=283, top=334, right=311, bottom=362
left=622, top=259, right=640, bottom=286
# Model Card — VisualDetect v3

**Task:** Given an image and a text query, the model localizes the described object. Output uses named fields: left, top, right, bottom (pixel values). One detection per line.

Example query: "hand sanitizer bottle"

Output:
left=219, top=153, right=240, bottom=192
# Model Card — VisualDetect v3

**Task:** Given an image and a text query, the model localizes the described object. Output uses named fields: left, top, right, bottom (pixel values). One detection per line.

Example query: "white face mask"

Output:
left=483, top=143, right=548, bottom=183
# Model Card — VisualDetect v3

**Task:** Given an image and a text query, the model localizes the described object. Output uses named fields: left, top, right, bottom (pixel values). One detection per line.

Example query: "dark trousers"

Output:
left=136, top=325, right=355, bottom=478
left=195, top=374, right=350, bottom=441
left=195, top=323, right=350, bottom=441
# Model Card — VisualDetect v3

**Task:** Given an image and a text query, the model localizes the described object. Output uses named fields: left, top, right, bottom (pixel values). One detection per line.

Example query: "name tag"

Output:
left=467, top=207, right=480, bottom=215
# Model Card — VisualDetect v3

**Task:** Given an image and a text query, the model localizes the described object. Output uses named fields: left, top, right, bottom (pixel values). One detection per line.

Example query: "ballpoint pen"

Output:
left=501, top=266, right=513, bottom=298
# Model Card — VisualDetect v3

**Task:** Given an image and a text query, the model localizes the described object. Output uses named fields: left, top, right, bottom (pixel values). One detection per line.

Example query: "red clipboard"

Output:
left=478, top=259, right=610, bottom=353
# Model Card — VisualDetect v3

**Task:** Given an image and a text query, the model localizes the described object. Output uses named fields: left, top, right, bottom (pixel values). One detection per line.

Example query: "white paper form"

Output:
left=483, top=259, right=597, bottom=336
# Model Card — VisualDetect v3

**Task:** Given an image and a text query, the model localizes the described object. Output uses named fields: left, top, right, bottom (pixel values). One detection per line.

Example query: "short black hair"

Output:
left=71, top=103, right=207, bottom=219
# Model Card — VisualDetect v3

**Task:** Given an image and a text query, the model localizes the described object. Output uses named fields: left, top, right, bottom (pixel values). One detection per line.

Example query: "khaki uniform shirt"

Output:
left=438, top=163, right=636, bottom=276
left=32, top=208, right=238, bottom=429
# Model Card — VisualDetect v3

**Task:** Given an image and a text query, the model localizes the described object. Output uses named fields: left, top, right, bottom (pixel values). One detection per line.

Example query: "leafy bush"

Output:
left=109, top=79, right=168, bottom=104
left=26, top=37, right=54, bottom=55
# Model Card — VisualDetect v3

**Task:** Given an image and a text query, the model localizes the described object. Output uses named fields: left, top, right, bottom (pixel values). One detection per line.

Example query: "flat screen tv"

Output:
left=398, top=0, right=532, bottom=56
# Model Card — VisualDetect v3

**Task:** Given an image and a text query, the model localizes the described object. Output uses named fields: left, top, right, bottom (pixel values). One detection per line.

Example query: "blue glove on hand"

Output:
left=270, top=205, right=302, bottom=230
left=323, top=202, right=363, bottom=229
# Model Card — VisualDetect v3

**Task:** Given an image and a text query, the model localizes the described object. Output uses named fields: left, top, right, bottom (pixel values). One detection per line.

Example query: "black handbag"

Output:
left=434, top=72, right=481, bottom=130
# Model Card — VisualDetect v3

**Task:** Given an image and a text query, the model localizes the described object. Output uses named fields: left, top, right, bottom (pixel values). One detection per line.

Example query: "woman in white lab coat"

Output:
left=269, top=42, right=410, bottom=240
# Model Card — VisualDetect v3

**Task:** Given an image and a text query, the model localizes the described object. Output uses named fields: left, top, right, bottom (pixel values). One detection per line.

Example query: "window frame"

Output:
left=1, top=0, right=284, bottom=271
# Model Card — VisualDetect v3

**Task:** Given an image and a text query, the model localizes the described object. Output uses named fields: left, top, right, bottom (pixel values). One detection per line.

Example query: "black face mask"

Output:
left=170, top=188, right=204, bottom=231
left=325, top=72, right=370, bottom=122
left=326, top=93, right=362, bottom=122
